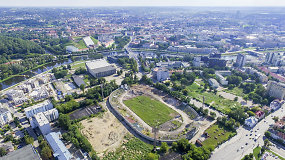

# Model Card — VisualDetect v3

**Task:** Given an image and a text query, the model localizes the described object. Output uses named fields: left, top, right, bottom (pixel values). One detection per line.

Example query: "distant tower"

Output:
left=236, top=53, right=246, bottom=68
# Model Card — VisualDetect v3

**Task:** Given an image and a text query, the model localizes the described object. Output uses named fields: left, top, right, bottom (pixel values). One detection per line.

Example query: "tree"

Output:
left=273, top=116, right=279, bottom=122
left=264, top=139, right=270, bottom=148
left=80, top=84, right=85, bottom=93
left=145, top=153, right=159, bottom=160
left=234, top=97, right=238, bottom=101
left=24, top=135, right=34, bottom=145
left=160, top=142, right=169, bottom=153
left=40, top=146, right=53, bottom=160
left=265, top=131, right=271, bottom=138
left=0, top=147, right=7, bottom=157
left=58, top=114, right=71, bottom=130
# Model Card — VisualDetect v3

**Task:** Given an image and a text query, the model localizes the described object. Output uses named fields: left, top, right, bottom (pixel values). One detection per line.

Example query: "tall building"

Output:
left=236, top=53, right=246, bottom=68
left=30, top=112, right=51, bottom=135
left=267, top=81, right=285, bottom=100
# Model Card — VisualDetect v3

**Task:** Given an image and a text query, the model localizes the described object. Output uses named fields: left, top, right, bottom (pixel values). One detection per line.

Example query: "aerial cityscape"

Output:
left=0, top=1, right=284, bottom=160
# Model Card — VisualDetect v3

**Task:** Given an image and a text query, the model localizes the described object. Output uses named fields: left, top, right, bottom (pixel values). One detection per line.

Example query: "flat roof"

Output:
left=24, top=100, right=51, bottom=113
left=86, top=59, right=113, bottom=70
left=45, top=132, right=73, bottom=160
left=1, top=144, right=40, bottom=160
left=34, top=112, right=49, bottom=126
left=83, top=36, right=94, bottom=46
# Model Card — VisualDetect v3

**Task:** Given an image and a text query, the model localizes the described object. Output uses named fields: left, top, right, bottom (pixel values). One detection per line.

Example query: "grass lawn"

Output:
left=186, top=83, right=241, bottom=113
left=224, top=87, right=245, bottom=97
left=64, top=40, right=87, bottom=49
left=90, top=37, right=99, bottom=45
left=253, top=147, right=262, bottom=160
left=123, top=96, right=178, bottom=127
left=102, top=135, right=153, bottom=160
left=71, top=62, right=86, bottom=69
left=202, top=124, right=236, bottom=150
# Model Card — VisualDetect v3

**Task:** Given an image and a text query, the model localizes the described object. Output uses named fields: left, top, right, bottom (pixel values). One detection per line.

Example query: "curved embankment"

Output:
left=108, top=88, right=199, bottom=145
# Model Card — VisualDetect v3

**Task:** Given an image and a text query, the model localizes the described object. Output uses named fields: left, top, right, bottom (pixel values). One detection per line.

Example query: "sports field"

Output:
left=123, top=96, right=178, bottom=127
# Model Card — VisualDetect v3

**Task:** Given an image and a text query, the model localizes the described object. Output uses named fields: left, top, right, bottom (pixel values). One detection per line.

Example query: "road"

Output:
left=210, top=104, right=285, bottom=160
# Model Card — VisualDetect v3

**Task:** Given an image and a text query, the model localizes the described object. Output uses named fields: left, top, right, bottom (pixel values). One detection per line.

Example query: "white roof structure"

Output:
left=34, top=112, right=49, bottom=127
left=45, top=132, right=73, bottom=160
left=86, top=59, right=112, bottom=70
left=83, top=36, right=94, bottom=47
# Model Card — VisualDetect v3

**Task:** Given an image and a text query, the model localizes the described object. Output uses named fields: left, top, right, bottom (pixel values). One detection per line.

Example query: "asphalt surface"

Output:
left=210, top=104, right=285, bottom=160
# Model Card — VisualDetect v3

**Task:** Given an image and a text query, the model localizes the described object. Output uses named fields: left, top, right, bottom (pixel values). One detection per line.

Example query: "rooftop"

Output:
left=1, top=144, right=40, bottom=160
left=86, top=59, right=113, bottom=70
left=34, top=112, right=49, bottom=126
left=45, top=132, right=73, bottom=160
left=24, top=100, right=52, bottom=113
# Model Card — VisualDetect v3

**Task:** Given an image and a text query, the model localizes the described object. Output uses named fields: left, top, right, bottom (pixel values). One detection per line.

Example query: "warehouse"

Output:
left=86, top=59, right=116, bottom=78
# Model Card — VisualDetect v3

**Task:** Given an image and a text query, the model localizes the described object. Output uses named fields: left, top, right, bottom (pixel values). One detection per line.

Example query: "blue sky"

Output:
left=1, top=0, right=285, bottom=7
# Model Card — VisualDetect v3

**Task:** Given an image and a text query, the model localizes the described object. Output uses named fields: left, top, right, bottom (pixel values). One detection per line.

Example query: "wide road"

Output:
left=210, top=104, right=285, bottom=160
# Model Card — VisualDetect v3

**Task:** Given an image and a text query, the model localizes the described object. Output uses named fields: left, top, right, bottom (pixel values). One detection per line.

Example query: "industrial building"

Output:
left=45, top=132, right=73, bottom=160
left=86, top=59, right=116, bottom=78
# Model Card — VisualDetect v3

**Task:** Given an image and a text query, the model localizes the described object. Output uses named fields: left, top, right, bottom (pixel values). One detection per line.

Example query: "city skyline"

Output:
left=1, top=0, right=285, bottom=7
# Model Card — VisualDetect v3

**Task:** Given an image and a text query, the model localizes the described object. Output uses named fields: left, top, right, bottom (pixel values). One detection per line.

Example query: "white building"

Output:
left=156, top=67, right=170, bottom=82
left=30, top=112, right=51, bottom=135
left=0, top=108, right=13, bottom=126
left=208, top=78, right=219, bottom=89
left=269, top=100, right=283, bottom=111
left=267, top=81, right=285, bottom=100
left=5, top=90, right=28, bottom=105
left=45, top=132, right=73, bottom=160
left=86, top=59, right=116, bottom=78
left=236, top=53, right=246, bottom=68
left=43, top=108, right=59, bottom=122
left=24, top=100, right=53, bottom=118
left=245, top=116, right=258, bottom=128
left=66, top=46, right=79, bottom=53
left=215, top=73, right=228, bottom=85
left=245, top=67, right=268, bottom=83
left=83, top=36, right=94, bottom=48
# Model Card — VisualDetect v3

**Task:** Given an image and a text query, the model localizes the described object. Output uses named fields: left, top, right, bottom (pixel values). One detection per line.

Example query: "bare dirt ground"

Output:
left=80, top=107, right=129, bottom=157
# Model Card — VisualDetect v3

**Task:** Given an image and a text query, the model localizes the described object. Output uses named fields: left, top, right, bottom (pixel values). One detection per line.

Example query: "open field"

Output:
left=186, top=83, right=241, bottom=113
left=71, top=62, right=86, bottom=69
left=202, top=124, right=236, bottom=150
left=102, top=134, right=153, bottom=160
left=123, top=95, right=178, bottom=127
left=81, top=110, right=128, bottom=156
left=224, top=87, right=245, bottom=97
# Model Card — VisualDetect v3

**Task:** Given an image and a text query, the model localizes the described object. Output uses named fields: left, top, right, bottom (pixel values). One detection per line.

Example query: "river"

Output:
left=0, top=59, right=73, bottom=90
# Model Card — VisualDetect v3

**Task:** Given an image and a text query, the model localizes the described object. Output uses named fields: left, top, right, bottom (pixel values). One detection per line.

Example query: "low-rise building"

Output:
left=1, top=144, right=41, bottom=160
left=208, top=78, right=219, bottom=89
left=270, top=99, right=283, bottom=111
left=245, top=116, right=258, bottom=128
left=86, top=59, right=116, bottom=78
left=72, top=75, right=86, bottom=87
left=66, top=46, right=79, bottom=53
left=45, top=132, right=73, bottom=160
left=0, top=108, right=13, bottom=126
left=154, top=67, right=170, bottom=82
left=24, top=100, right=53, bottom=118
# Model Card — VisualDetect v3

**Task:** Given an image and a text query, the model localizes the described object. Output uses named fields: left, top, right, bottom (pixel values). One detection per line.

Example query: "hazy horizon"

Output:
left=1, top=0, right=285, bottom=7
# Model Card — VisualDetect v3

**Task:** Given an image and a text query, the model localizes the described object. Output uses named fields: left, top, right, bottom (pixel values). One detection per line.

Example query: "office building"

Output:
left=30, top=112, right=51, bottom=135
